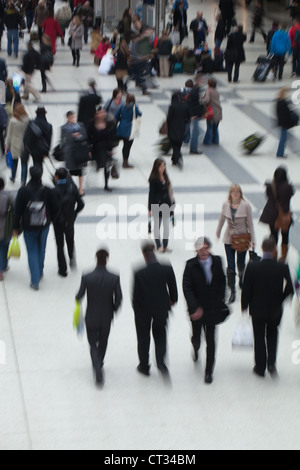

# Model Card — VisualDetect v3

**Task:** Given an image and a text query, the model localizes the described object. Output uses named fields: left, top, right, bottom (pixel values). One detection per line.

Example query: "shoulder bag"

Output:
left=129, top=106, right=141, bottom=141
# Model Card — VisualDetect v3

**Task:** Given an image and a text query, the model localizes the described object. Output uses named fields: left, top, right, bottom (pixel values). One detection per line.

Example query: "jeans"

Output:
left=11, top=159, right=28, bottom=184
left=203, top=121, right=219, bottom=146
left=225, top=244, right=247, bottom=273
left=23, top=226, right=50, bottom=287
left=277, top=128, right=288, bottom=157
left=190, top=118, right=202, bottom=152
left=0, top=239, right=9, bottom=272
left=7, top=29, right=19, bottom=56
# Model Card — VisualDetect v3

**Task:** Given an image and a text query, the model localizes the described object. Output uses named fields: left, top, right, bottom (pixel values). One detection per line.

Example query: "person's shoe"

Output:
left=205, top=373, right=213, bottom=384
left=58, top=271, right=68, bottom=278
left=0, top=272, right=4, bottom=281
left=158, top=363, right=171, bottom=382
left=69, top=257, right=77, bottom=271
left=104, top=186, right=113, bottom=192
left=268, top=365, right=279, bottom=379
left=253, top=367, right=265, bottom=378
left=137, top=364, right=150, bottom=376
left=95, top=367, right=105, bottom=387
left=189, top=150, right=203, bottom=155
left=142, top=90, right=151, bottom=96
left=30, top=284, right=39, bottom=291
left=192, top=347, right=199, bottom=362
left=123, top=161, right=135, bottom=169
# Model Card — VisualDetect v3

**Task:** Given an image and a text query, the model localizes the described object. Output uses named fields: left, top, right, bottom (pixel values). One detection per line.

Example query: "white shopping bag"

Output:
left=232, top=315, right=254, bottom=349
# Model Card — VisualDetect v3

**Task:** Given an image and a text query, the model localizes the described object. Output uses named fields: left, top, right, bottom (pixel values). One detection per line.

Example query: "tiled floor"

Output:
left=1, top=0, right=300, bottom=450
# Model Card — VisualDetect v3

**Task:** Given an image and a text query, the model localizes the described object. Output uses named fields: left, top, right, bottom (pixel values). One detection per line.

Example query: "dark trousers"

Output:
left=191, top=320, right=216, bottom=374
left=87, top=320, right=112, bottom=370
left=252, top=316, right=279, bottom=375
left=273, top=55, right=285, bottom=80
left=72, top=49, right=80, bottom=66
left=54, top=221, right=75, bottom=275
left=121, top=138, right=133, bottom=163
left=170, top=141, right=182, bottom=165
left=135, top=312, right=168, bottom=368
left=227, top=61, right=241, bottom=82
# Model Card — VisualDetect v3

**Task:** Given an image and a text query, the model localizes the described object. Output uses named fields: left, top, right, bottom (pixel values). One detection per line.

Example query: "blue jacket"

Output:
left=270, top=30, right=292, bottom=56
left=115, top=103, right=142, bottom=139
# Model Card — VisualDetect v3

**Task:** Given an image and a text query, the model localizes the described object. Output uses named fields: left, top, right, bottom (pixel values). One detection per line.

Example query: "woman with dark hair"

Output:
left=41, top=7, right=63, bottom=55
left=167, top=92, right=190, bottom=169
left=88, top=109, right=118, bottom=192
left=121, top=8, right=132, bottom=43
left=148, top=158, right=175, bottom=253
left=115, top=93, right=142, bottom=169
left=115, top=39, right=130, bottom=90
left=260, top=166, right=295, bottom=262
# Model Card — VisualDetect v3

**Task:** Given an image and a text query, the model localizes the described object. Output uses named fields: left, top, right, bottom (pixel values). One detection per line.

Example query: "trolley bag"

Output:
left=253, top=54, right=274, bottom=82
left=241, top=133, right=264, bottom=154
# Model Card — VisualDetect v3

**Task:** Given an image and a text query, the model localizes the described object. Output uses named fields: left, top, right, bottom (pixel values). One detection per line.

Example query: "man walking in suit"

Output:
left=76, top=249, right=122, bottom=386
left=132, top=242, right=178, bottom=379
left=183, top=237, right=227, bottom=384
left=242, top=237, right=294, bottom=378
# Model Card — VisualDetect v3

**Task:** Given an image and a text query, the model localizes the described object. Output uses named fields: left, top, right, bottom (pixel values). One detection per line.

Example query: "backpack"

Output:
left=25, top=187, right=48, bottom=228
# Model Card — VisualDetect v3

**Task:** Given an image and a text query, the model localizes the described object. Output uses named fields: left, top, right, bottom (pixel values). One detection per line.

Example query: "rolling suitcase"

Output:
left=241, top=133, right=265, bottom=154
left=253, top=54, right=274, bottom=82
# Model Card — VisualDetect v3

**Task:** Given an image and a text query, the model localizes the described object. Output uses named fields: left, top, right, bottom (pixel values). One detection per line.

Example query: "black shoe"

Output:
left=192, top=347, right=199, bottom=362
left=95, top=367, right=104, bottom=387
left=189, top=150, right=203, bottom=155
left=58, top=271, right=68, bottom=278
left=268, top=365, right=279, bottom=379
left=228, top=291, right=236, bottom=304
left=104, top=186, right=113, bottom=192
left=253, top=367, right=265, bottom=378
left=205, top=373, right=213, bottom=384
left=137, top=364, right=150, bottom=376
left=158, top=363, right=171, bottom=383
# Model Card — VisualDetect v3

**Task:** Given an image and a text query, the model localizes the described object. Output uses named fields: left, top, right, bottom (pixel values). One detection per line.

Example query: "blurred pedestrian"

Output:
left=242, top=237, right=294, bottom=378
left=5, top=103, right=30, bottom=184
left=274, top=87, right=299, bottom=158
left=260, top=166, right=295, bottom=263
left=76, top=249, right=123, bottom=386
left=133, top=242, right=178, bottom=379
left=0, top=178, right=15, bottom=281
left=167, top=92, right=190, bottom=169
left=183, top=237, right=227, bottom=384
left=69, top=15, right=84, bottom=67
left=202, top=78, right=222, bottom=146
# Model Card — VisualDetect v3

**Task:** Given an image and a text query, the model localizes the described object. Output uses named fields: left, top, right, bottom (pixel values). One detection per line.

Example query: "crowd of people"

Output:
left=0, top=0, right=299, bottom=389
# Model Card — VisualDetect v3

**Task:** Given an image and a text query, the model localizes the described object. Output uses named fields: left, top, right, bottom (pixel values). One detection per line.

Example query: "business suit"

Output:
left=242, top=258, right=293, bottom=375
left=132, top=261, right=178, bottom=373
left=183, top=255, right=226, bottom=376
left=76, top=267, right=122, bottom=372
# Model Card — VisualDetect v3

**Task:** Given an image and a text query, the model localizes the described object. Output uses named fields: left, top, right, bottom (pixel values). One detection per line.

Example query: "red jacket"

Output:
left=289, top=24, right=300, bottom=49
left=95, top=42, right=110, bottom=60
left=42, top=17, right=63, bottom=55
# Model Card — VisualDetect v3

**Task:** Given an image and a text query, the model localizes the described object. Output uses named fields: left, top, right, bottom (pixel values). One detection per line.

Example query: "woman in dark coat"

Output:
left=225, top=25, right=246, bottom=83
left=88, top=109, right=118, bottom=192
left=260, top=166, right=295, bottom=262
left=167, top=92, right=190, bottom=169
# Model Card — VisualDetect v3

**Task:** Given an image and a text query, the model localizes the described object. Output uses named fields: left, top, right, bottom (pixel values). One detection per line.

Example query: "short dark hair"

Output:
left=30, top=165, right=43, bottom=182
left=262, top=237, right=277, bottom=253
left=0, top=177, right=5, bottom=191
left=96, top=249, right=109, bottom=266
left=55, top=168, right=68, bottom=180
left=141, top=242, right=155, bottom=255
left=66, top=110, right=75, bottom=118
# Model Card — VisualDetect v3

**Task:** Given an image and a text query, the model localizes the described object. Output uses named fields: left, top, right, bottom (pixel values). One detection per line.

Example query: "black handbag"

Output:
left=203, top=303, right=231, bottom=326
left=73, top=140, right=90, bottom=165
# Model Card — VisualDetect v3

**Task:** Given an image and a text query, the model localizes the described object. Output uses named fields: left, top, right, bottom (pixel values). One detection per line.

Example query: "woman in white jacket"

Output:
left=5, top=103, right=30, bottom=185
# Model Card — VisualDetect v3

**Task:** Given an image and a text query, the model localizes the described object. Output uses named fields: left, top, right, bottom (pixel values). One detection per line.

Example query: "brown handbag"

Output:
left=231, top=234, right=251, bottom=252
left=275, top=206, right=291, bottom=232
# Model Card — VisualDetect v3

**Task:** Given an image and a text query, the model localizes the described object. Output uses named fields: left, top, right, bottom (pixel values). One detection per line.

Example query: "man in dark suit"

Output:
left=183, top=237, right=226, bottom=384
left=132, top=242, right=178, bottom=379
left=76, top=249, right=122, bottom=386
left=242, top=237, right=294, bottom=378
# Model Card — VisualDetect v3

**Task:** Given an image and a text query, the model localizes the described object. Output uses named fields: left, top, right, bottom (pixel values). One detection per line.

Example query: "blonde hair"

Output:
left=228, top=184, right=244, bottom=203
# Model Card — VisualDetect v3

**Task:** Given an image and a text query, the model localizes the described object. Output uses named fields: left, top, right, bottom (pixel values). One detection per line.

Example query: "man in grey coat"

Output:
left=76, top=249, right=123, bottom=386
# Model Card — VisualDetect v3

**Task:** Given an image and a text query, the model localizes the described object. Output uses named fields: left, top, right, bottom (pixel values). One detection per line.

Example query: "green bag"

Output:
left=73, top=300, right=81, bottom=329
left=7, top=237, right=21, bottom=260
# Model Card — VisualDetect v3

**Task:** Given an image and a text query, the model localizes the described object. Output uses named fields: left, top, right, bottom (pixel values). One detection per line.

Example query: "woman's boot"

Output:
left=227, top=268, right=236, bottom=304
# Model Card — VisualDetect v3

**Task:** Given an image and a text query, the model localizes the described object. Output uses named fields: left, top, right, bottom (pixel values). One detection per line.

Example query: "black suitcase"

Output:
left=241, top=133, right=265, bottom=154
left=253, top=54, right=274, bottom=82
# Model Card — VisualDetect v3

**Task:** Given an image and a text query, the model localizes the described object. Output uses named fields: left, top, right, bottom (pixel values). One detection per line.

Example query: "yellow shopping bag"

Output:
left=7, top=237, right=21, bottom=260
left=73, top=301, right=85, bottom=337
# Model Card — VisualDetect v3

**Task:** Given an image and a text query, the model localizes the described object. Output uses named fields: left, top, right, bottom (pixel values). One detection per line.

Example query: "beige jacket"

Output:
left=202, top=87, right=223, bottom=124
left=216, top=200, right=256, bottom=245
left=6, top=116, right=30, bottom=159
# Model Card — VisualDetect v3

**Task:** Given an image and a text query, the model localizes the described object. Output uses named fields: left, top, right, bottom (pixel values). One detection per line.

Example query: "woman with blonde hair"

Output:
left=69, top=15, right=84, bottom=67
left=5, top=103, right=30, bottom=184
left=216, top=184, right=256, bottom=303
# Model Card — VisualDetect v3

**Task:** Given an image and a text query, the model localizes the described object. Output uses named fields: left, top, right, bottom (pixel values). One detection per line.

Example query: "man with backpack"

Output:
left=13, top=166, right=59, bottom=290
left=53, top=168, right=85, bottom=278
left=270, top=25, right=292, bottom=80
left=289, top=17, right=300, bottom=76
left=23, top=107, right=52, bottom=175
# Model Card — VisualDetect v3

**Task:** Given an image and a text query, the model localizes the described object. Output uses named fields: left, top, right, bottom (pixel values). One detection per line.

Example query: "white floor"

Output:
left=1, top=0, right=300, bottom=451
